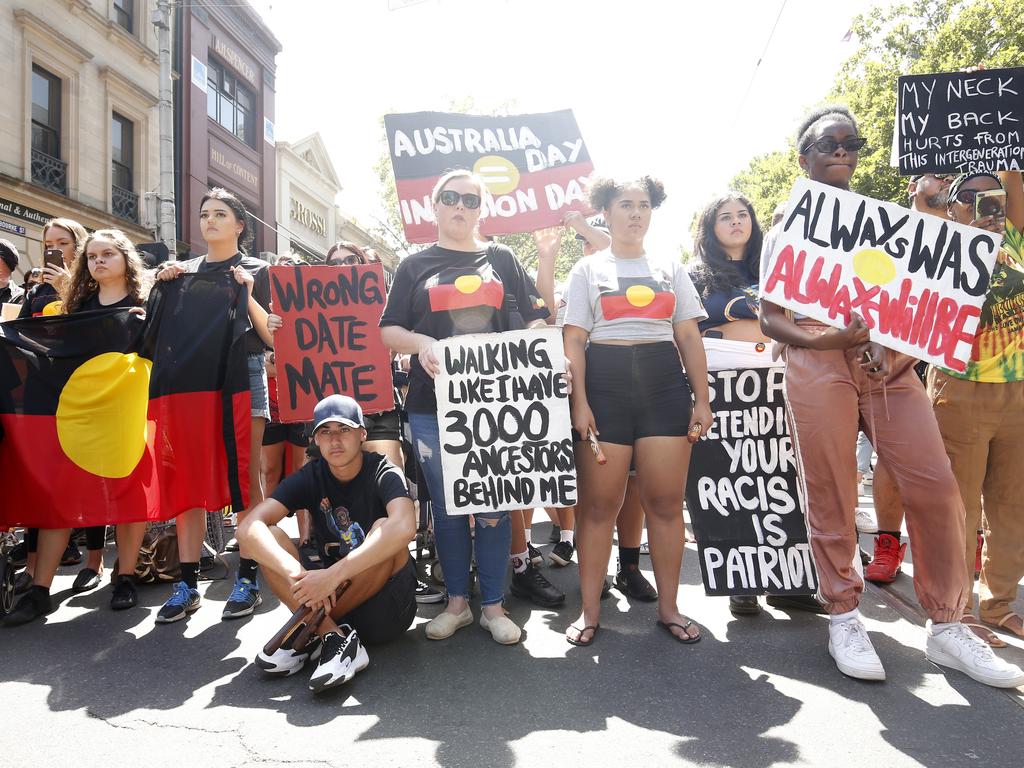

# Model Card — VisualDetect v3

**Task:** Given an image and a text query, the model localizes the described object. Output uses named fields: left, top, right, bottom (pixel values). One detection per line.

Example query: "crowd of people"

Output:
left=1, top=101, right=1023, bottom=696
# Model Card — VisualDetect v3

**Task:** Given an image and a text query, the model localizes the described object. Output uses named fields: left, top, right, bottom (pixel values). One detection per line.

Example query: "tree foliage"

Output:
left=730, top=0, right=1024, bottom=216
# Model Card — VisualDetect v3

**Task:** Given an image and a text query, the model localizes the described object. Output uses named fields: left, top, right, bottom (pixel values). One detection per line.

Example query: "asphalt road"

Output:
left=2, top=514, right=1021, bottom=768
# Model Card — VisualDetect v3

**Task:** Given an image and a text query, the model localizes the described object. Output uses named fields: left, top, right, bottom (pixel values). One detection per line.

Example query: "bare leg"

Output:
left=617, top=476, right=645, bottom=548
left=872, top=460, right=904, bottom=532
left=31, top=528, right=71, bottom=590
left=237, top=417, right=267, bottom=562
left=115, top=522, right=147, bottom=576
left=363, top=439, right=404, bottom=469
left=261, top=440, right=285, bottom=499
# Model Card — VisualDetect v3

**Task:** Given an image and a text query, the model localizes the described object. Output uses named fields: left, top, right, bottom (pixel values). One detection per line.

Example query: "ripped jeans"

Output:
left=408, top=412, right=510, bottom=605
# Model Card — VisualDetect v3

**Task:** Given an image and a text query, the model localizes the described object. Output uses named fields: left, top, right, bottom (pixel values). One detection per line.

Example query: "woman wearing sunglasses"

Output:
left=759, top=105, right=1024, bottom=688
left=929, top=171, right=1024, bottom=648
left=380, top=169, right=550, bottom=644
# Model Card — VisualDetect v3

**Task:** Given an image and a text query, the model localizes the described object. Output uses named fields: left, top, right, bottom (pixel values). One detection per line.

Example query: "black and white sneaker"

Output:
left=256, top=635, right=323, bottom=677
left=527, top=543, right=544, bottom=567
left=308, top=626, right=369, bottom=694
left=415, top=579, right=444, bottom=604
left=549, top=540, right=575, bottom=567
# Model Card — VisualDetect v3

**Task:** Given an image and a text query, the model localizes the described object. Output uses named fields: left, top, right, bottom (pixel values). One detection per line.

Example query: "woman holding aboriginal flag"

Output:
left=154, top=188, right=275, bottom=624
left=379, top=169, right=551, bottom=645
left=4, top=230, right=152, bottom=624
left=561, top=175, right=711, bottom=647
left=758, top=105, right=1023, bottom=688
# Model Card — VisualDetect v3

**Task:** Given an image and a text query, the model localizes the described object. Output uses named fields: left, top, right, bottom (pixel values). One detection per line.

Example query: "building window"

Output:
left=30, top=64, right=67, bottom=195
left=206, top=58, right=255, bottom=146
left=113, top=0, right=134, bottom=34
left=111, top=112, right=138, bottom=222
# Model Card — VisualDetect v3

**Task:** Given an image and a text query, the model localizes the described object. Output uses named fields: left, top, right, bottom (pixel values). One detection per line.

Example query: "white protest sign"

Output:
left=434, top=327, right=576, bottom=515
left=760, top=178, right=1001, bottom=372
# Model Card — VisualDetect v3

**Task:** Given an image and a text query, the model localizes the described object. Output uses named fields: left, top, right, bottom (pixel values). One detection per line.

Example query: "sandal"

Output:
left=961, top=615, right=1007, bottom=647
left=657, top=618, right=702, bottom=644
left=981, top=612, right=1024, bottom=639
left=566, top=624, right=599, bottom=646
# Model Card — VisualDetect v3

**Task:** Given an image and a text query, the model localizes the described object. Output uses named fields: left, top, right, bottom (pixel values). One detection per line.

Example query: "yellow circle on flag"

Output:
left=852, top=248, right=897, bottom=286
left=473, top=155, right=520, bottom=196
left=626, top=284, right=656, bottom=307
left=56, top=352, right=152, bottom=478
left=42, top=300, right=64, bottom=316
left=454, top=275, right=483, bottom=294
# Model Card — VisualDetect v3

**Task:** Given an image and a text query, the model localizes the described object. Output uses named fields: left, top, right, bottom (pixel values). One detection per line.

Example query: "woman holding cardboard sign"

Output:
left=380, top=169, right=551, bottom=645
left=759, top=105, right=1023, bottom=688
left=562, top=175, right=711, bottom=647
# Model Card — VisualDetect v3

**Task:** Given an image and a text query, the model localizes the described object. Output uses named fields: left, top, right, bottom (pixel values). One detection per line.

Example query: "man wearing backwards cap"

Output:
left=0, top=239, right=24, bottom=305
left=238, top=394, right=417, bottom=694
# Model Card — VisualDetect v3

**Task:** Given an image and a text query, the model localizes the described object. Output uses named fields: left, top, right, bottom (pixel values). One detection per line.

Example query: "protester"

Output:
left=930, top=171, right=1024, bottom=647
left=563, top=175, right=711, bottom=647
left=154, top=188, right=274, bottom=623
left=4, top=229, right=152, bottom=624
left=379, top=169, right=550, bottom=644
left=22, top=267, right=43, bottom=293
left=0, top=239, right=24, bottom=305
left=759, top=105, right=1024, bottom=687
left=237, top=395, right=416, bottom=693
left=690, top=191, right=823, bottom=617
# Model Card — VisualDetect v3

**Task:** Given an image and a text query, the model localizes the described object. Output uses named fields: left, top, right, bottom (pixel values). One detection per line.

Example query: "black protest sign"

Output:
left=434, top=328, right=576, bottom=515
left=897, top=67, right=1024, bottom=175
left=684, top=364, right=817, bottom=596
left=270, top=264, right=395, bottom=421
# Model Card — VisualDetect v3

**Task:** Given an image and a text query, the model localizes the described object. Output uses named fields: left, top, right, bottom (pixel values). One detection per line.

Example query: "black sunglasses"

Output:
left=801, top=136, right=867, bottom=155
left=952, top=188, right=1001, bottom=206
left=438, top=190, right=481, bottom=209
left=328, top=254, right=362, bottom=266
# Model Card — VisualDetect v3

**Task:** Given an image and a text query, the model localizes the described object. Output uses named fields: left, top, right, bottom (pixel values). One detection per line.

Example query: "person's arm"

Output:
left=233, top=265, right=274, bottom=347
left=564, top=323, right=594, bottom=438
left=532, top=227, right=560, bottom=324
left=999, top=171, right=1023, bottom=233
left=327, top=497, right=416, bottom=584
left=237, top=497, right=302, bottom=581
left=759, top=300, right=869, bottom=350
left=673, top=319, right=712, bottom=438
left=564, top=211, right=611, bottom=250
left=380, top=325, right=440, bottom=377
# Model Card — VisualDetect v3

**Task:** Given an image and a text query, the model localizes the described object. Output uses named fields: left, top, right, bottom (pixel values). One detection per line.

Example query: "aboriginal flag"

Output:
left=599, top=277, right=676, bottom=321
left=427, top=268, right=505, bottom=313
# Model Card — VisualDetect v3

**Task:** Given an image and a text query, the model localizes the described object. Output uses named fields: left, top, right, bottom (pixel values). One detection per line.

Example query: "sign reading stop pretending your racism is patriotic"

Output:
left=384, top=110, right=594, bottom=244
left=270, top=264, right=395, bottom=422
left=760, top=178, right=1001, bottom=372
left=896, top=66, right=1024, bottom=175
left=434, top=327, right=577, bottom=515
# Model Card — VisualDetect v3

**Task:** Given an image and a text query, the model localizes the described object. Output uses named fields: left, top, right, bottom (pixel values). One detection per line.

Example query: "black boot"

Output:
left=3, top=586, right=52, bottom=626
left=510, top=562, right=565, bottom=607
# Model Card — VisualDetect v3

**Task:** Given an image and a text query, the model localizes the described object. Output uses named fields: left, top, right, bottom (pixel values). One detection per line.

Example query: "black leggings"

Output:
left=26, top=526, right=106, bottom=553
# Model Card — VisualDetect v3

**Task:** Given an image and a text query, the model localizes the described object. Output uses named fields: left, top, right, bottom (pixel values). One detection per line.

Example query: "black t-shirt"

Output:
left=182, top=252, right=271, bottom=355
left=271, top=452, right=410, bottom=564
left=78, top=293, right=143, bottom=312
left=18, top=283, right=61, bottom=318
left=0, top=282, right=24, bottom=305
left=379, top=243, right=549, bottom=412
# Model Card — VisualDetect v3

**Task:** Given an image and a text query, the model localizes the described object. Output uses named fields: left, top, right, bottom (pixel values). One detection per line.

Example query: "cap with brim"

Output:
left=311, top=394, right=364, bottom=434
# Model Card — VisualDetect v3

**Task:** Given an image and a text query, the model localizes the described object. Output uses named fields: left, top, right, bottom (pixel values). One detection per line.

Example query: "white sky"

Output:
left=250, top=0, right=897, bottom=256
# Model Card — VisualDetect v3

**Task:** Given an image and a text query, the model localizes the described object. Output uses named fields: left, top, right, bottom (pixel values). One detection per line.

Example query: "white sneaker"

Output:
left=828, top=617, right=886, bottom=680
left=255, top=635, right=322, bottom=677
left=926, top=622, right=1024, bottom=688
left=308, top=626, right=369, bottom=694
left=855, top=507, right=878, bottom=534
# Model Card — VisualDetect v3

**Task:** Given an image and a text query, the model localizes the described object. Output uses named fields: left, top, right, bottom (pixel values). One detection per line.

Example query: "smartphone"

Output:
left=976, top=189, right=1006, bottom=221
left=43, top=248, right=64, bottom=270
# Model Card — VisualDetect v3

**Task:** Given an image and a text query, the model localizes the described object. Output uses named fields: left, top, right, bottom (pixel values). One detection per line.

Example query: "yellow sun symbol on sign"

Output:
left=852, top=249, right=897, bottom=286
left=473, top=155, right=520, bottom=196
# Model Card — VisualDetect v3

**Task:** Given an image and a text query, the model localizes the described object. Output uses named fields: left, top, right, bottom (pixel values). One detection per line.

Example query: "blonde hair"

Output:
left=431, top=169, right=488, bottom=203
left=62, top=229, right=152, bottom=314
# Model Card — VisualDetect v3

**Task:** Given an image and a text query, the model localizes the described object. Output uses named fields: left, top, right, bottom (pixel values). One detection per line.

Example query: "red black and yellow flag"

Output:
left=599, top=277, right=676, bottom=321
left=427, top=268, right=505, bottom=313
left=0, top=274, right=250, bottom=528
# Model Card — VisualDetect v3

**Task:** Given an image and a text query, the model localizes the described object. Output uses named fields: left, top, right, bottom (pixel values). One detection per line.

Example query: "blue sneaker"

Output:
left=222, top=575, right=262, bottom=620
left=156, top=581, right=201, bottom=624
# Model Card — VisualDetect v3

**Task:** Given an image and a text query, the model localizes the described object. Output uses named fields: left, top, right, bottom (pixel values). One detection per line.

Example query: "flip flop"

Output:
left=566, top=624, right=599, bottom=646
left=981, top=612, right=1024, bottom=639
left=657, top=619, right=701, bottom=644
left=961, top=616, right=1007, bottom=648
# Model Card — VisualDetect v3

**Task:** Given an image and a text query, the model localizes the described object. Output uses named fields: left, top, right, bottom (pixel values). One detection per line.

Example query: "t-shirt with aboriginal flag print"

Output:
left=380, top=243, right=550, bottom=413
left=941, top=220, right=1024, bottom=383
left=562, top=250, right=706, bottom=342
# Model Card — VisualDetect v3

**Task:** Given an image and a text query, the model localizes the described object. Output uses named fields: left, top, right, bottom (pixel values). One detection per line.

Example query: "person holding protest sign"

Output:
left=5, top=229, right=152, bottom=624
left=238, top=395, right=417, bottom=693
left=563, top=175, right=711, bottom=647
left=759, top=105, right=1024, bottom=688
left=379, top=169, right=551, bottom=645
left=930, top=171, right=1024, bottom=647
left=154, top=188, right=275, bottom=624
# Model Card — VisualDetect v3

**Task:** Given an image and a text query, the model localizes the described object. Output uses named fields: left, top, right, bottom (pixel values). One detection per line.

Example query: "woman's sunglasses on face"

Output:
left=438, top=190, right=481, bottom=209
left=801, top=137, right=868, bottom=155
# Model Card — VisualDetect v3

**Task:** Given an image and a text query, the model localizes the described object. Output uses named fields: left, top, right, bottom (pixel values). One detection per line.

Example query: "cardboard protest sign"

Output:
left=760, top=178, right=1001, bottom=372
left=685, top=341, right=817, bottom=596
left=896, top=67, right=1024, bottom=175
left=434, top=327, right=576, bottom=515
left=1, top=303, right=19, bottom=322
left=384, top=110, right=594, bottom=243
left=269, top=264, right=394, bottom=421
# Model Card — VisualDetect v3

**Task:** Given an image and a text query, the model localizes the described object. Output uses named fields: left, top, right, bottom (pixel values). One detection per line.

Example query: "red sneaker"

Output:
left=975, top=532, right=983, bottom=578
left=865, top=534, right=906, bottom=584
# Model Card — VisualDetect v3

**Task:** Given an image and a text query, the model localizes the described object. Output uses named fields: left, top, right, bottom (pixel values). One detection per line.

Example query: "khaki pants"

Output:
left=928, top=368, right=1024, bottom=623
left=784, top=334, right=967, bottom=623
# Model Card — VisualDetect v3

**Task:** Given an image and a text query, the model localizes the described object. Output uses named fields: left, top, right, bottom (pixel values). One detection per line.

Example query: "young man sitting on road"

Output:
left=238, top=394, right=417, bottom=694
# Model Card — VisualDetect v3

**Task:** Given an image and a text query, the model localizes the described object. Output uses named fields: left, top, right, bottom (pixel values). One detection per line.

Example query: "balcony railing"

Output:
left=112, top=184, right=139, bottom=223
left=31, top=149, right=67, bottom=196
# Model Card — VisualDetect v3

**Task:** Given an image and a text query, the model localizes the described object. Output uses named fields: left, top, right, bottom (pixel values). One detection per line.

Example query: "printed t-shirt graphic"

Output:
left=599, top=275, right=676, bottom=320
left=427, top=265, right=505, bottom=313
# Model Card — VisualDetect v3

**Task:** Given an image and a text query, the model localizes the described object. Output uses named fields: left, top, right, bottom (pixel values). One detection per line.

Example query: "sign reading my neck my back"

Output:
left=760, top=178, right=1000, bottom=372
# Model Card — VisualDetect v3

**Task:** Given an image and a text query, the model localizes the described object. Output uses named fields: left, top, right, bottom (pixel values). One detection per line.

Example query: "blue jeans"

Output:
left=408, top=412, right=510, bottom=605
left=856, top=431, right=874, bottom=474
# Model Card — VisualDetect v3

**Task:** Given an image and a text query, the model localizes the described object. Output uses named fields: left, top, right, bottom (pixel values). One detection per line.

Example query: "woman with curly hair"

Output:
left=562, top=175, right=711, bottom=646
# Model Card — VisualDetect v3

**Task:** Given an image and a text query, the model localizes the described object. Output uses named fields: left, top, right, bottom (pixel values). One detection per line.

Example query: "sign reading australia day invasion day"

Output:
left=761, top=178, right=1001, bottom=372
left=896, top=66, right=1024, bottom=175
left=434, top=327, right=576, bottom=516
left=384, top=110, right=594, bottom=243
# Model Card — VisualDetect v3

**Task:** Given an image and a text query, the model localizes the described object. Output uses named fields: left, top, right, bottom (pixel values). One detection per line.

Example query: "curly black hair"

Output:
left=588, top=175, right=667, bottom=211
left=690, top=193, right=763, bottom=299
left=796, top=105, right=858, bottom=154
